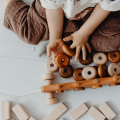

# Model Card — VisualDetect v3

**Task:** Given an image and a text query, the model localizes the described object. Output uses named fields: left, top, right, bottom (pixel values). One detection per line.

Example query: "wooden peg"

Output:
left=42, top=73, right=54, bottom=80
left=75, top=81, right=80, bottom=86
left=45, top=98, right=58, bottom=105
left=94, top=78, right=98, bottom=84
left=113, top=75, right=118, bottom=81
left=73, top=87, right=85, bottom=91
left=56, top=85, right=61, bottom=89
left=56, top=90, right=64, bottom=93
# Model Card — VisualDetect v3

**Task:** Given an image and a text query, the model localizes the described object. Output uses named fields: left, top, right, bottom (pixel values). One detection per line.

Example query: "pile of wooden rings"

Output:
left=43, top=44, right=120, bottom=105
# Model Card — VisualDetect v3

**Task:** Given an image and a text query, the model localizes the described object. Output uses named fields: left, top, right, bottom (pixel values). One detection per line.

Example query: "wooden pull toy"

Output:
left=59, top=65, right=73, bottom=78
left=108, top=50, right=120, bottom=63
left=41, top=75, right=120, bottom=93
left=93, top=52, right=107, bottom=65
left=42, top=73, right=58, bottom=105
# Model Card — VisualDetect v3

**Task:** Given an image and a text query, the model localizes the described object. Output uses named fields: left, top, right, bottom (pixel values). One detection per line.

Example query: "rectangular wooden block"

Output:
left=99, top=102, right=116, bottom=119
left=0, top=101, right=12, bottom=119
left=43, top=103, right=67, bottom=120
left=70, top=103, right=88, bottom=120
left=87, top=106, right=106, bottom=120
left=29, top=117, right=37, bottom=120
left=12, top=104, right=30, bottom=120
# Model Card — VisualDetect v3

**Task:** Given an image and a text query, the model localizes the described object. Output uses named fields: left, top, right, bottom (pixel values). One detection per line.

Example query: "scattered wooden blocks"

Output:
left=70, top=103, right=88, bottom=120
left=0, top=101, right=12, bottom=119
left=87, top=106, right=106, bottom=120
left=43, top=103, right=67, bottom=120
left=29, top=117, right=37, bottom=120
left=12, top=104, right=30, bottom=120
left=99, top=102, right=116, bottom=120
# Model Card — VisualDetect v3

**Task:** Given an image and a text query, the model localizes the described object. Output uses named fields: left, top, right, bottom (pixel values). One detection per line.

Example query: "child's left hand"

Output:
left=63, top=30, right=91, bottom=62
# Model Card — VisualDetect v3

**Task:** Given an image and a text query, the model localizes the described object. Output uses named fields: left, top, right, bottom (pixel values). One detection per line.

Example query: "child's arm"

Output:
left=64, top=4, right=110, bottom=62
left=46, top=8, right=64, bottom=60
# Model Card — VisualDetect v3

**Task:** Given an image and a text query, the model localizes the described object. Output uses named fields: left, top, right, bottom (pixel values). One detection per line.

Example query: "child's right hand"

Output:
left=47, top=38, right=64, bottom=63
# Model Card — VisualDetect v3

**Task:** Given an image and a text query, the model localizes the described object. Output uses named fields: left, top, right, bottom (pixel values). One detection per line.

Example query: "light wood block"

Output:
left=99, top=102, right=116, bottom=119
left=12, top=104, right=30, bottom=120
left=70, top=103, right=88, bottom=120
left=43, top=103, right=67, bottom=120
left=42, top=73, right=54, bottom=80
left=0, top=101, right=12, bottom=119
left=29, top=117, right=37, bottom=120
left=87, top=106, right=106, bottom=120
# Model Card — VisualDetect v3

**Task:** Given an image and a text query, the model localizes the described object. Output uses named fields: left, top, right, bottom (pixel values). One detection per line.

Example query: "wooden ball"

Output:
left=98, top=65, right=108, bottom=78
left=108, top=50, right=120, bottom=63
left=108, top=63, right=120, bottom=76
left=73, top=87, right=85, bottom=91
left=79, top=52, right=93, bottom=65
left=45, top=98, right=58, bottom=105
left=45, top=58, right=59, bottom=72
left=93, top=52, right=107, bottom=65
left=73, top=68, right=84, bottom=81
left=63, top=44, right=75, bottom=56
left=47, top=92, right=54, bottom=99
left=82, top=66, right=97, bottom=80
left=59, top=65, right=73, bottom=78
left=55, top=53, right=70, bottom=68
left=42, top=73, right=54, bottom=80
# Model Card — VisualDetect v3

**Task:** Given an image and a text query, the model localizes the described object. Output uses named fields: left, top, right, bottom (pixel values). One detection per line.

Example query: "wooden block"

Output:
left=70, top=103, right=88, bottom=120
left=0, top=101, right=12, bottom=119
left=12, top=104, right=30, bottom=120
left=29, top=117, right=37, bottom=120
left=43, top=103, right=67, bottom=120
left=99, top=102, right=116, bottom=119
left=87, top=106, right=106, bottom=120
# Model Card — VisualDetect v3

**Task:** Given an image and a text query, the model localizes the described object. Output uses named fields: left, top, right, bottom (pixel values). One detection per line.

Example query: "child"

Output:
left=40, top=0, right=120, bottom=62
left=2, top=0, right=120, bottom=61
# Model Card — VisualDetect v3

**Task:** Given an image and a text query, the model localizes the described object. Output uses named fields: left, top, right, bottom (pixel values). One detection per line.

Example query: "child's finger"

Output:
left=86, top=42, right=91, bottom=53
left=82, top=45, right=86, bottom=60
left=70, top=43, right=76, bottom=49
left=75, top=46, right=82, bottom=62
left=47, top=46, right=51, bottom=57
left=63, top=35, right=73, bottom=42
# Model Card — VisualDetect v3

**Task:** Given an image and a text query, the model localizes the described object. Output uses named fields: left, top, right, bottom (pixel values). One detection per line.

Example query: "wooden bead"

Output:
left=63, top=44, right=75, bottom=56
left=93, top=52, right=107, bottom=65
left=45, top=98, right=58, bottom=105
left=55, top=53, right=70, bottom=68
left=45, top=80, right=52, bottom=85
left=47, top=93, right=54, bottom=99
left=59, top=65, right=73, bottom=78
left=42, top=73, right=54, bottom=80
left=98, top=65, right=108, bottom=78
left=45, top=58, right=59, bottom=73
left=108, top=50, right=120, bottom=63
left=73, top=87, right=85, bottom=91
left=79, top=52, right=93, bottom=65
left=82, top=66, right=97, bottom=80
left=73, top=68, right=84, bottom=81
left=108, top=63, right=120, bottom=76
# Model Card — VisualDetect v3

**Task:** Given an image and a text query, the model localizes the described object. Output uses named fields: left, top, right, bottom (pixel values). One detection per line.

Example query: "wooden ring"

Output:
left=42, top=73, right=54, bottom=80
left=98, top=65, right=108, bottom=78
left=55, top=53, right=70, bottom=68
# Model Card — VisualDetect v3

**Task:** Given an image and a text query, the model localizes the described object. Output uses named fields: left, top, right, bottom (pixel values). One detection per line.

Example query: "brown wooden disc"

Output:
left=91, top=85, right=102, bottom=89
left=98, top=65, right=108, bottom=78
left=73, top=68, right=84, bottom=81
left=63, top=44, right=75, bottom=56
left=59, top=65, right=73, bottom=78
left=55, top=53, right=70, bottom=68
left=79, top=52, right=93, bottom=65
left=108, top=50, right=120, bottom=63
left=73, top=87, right=85, bottom=91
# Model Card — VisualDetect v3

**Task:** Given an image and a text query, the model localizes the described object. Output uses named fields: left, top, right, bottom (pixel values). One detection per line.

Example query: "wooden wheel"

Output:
left=45, top=98, right=58, bottom=105
left=98, top=65, right=108, bottom=78
left=42, top=73, right=54, bottom=80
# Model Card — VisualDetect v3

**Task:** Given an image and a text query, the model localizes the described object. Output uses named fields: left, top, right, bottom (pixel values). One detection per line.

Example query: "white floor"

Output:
left=0, top=0, right=120, bottom=120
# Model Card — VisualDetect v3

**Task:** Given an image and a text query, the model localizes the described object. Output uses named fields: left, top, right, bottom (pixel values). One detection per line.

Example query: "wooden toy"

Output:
left=29, top=117, right=37, bottom=120
left=108, top=63, right=120, bottom=77
left=42, top=73, right=58, bottom=105
left=45, top=58, right=59, bottom=73
left=99, top=102, right=116, bottom=120
left=108, top=50, right=120, bottom=63
left=98, top=65, right=108, bottom=78
left=59, top=65, right=73, bottom=78
left=79, top=52, right=93, bottom=65
left=93, top=52, right=107, bottom=65
left=43, top=103, right=67, bottom=120
left=0, top=101, right=12, bottom=119
left=12, top=104, right=30, bottom=120
left=63, top=44, right=75, bottom=56
left=55, top=53, right=70, bottom=68
left=61, top=119, right=64, bottom=120
left=41, top=76, right=120, bottom=93
left=87, top=106, right=106, bottom=120
left=70, top=103, right=88, bottom=120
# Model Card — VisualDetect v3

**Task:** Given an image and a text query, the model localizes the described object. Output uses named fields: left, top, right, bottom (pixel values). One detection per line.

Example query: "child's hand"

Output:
left=47, top=38, right=64, bottom=62
left=63, top=31, right=91, bottom=62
